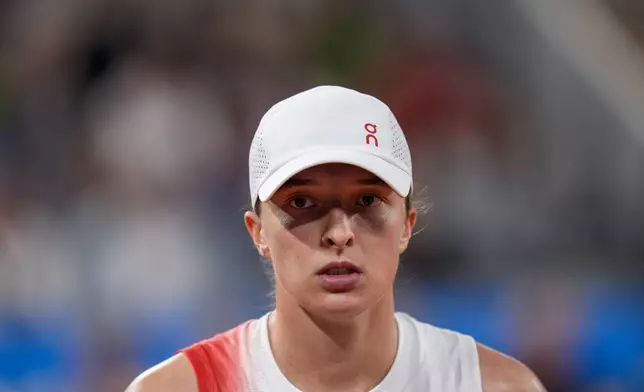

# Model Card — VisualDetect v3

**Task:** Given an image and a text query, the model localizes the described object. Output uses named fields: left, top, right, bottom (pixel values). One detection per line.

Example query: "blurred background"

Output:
left=0, top=0, right=643, bottom=391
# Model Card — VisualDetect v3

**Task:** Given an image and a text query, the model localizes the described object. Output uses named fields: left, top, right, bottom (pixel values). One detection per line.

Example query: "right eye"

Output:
left=288, top=196, right=316, bottom=209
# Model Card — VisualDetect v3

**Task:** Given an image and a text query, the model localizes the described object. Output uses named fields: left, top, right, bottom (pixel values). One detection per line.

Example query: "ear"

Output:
left=399, top=208, right=417, bottom=254
left=244, top=210, right=271, bottom=260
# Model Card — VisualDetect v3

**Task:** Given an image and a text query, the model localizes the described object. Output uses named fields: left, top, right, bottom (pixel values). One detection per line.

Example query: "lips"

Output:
left=316, top=261, right=363, bottom=293
left=316, top=261, right=363, bottom=275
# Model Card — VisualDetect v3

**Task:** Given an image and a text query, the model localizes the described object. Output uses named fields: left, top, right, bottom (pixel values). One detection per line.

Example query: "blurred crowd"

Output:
left=0, top=1, right=643, bottom=391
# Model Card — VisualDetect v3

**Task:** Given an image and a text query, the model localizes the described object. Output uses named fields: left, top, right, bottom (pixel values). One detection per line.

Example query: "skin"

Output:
left=126, top=163, right=547, bottom=392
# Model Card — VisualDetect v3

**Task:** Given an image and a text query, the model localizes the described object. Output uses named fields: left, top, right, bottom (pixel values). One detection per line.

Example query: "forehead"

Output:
left=280, top=163, right=390, bottom=189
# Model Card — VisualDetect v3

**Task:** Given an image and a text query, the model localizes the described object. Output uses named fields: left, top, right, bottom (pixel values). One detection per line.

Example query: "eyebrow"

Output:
left=356, top=177, right=388, bottom=186
left=280, top=178, right=314, bottom=189
left=280, top=175, right=388, bottom=189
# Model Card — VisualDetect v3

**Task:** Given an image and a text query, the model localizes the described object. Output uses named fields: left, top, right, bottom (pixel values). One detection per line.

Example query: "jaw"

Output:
left=272, top=265, right=397, bottom=323
left=314, top=291, right=371, bottom=319
left=304, top=292, right=397, bottom=346
left=295, top=285, right=395, bottom=326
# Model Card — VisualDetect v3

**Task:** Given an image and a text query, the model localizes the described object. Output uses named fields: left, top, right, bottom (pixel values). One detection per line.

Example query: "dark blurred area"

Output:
left=0, top=1, right=643, bottom=391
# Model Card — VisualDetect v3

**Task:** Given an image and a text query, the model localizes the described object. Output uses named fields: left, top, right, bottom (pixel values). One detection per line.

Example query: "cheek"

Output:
left=272, top=207, right=296, bottom=228
left=351, top=204, right=401, bottom=239
left=352, top=207, right=404, bottom=271
left=263, top=220, right=317, bottom=276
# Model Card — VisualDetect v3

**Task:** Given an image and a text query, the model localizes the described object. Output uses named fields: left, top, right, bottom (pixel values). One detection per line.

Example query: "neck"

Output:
left=268, top=290, right=398, bottom=392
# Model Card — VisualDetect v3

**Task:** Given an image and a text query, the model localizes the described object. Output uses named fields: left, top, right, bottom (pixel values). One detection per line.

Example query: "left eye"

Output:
left=357, top=195, right=382, bottom=207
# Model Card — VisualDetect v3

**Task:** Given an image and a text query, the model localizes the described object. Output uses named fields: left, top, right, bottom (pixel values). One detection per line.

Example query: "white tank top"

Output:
left=180, top=311, right=483, bottom=392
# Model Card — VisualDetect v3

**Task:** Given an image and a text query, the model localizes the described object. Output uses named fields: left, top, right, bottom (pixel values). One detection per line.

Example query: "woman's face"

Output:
left=245, top=163, right=416, bottom=318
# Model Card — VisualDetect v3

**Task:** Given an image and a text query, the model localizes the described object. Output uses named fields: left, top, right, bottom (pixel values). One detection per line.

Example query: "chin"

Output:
left=310, top=291, right=373, bottom=320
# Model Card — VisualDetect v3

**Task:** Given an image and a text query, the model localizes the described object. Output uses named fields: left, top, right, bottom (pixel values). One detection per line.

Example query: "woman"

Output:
left=127, top=86, right=546, bottom=392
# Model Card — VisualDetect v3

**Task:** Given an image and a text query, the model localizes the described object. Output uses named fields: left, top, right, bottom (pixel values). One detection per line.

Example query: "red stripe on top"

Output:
left=179, top=321, right=250, bottom=392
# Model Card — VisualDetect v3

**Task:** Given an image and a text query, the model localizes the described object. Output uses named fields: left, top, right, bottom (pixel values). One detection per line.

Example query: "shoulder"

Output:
left=125, top=318, right=260, bottom=392
left=401, top=314, right=546, bottom=391
left=477, top=343, right=547, bottom=392
left=125, top=353, right=198, bottom=392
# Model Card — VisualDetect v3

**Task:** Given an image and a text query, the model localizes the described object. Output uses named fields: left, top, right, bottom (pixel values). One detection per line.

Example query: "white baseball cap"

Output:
left=249, top=85, right=413, bottom=204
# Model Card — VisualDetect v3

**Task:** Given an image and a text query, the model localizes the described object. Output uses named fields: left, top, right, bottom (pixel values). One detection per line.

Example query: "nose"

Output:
left=321, top=209, right=355, bottom=250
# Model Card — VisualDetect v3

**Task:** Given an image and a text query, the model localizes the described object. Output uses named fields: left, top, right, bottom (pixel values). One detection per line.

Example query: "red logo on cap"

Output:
left=365, top=123, right=378, bottom=147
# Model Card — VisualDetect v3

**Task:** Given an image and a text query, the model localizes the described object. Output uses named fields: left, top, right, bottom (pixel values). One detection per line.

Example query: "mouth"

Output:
left=316, top=261, right=363, bottom=276
left=316, top=261, right=363, bottom=293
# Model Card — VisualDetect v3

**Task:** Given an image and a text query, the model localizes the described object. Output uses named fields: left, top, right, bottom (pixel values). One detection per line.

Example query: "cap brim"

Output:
left=256, top=149, right=411, bottom=202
